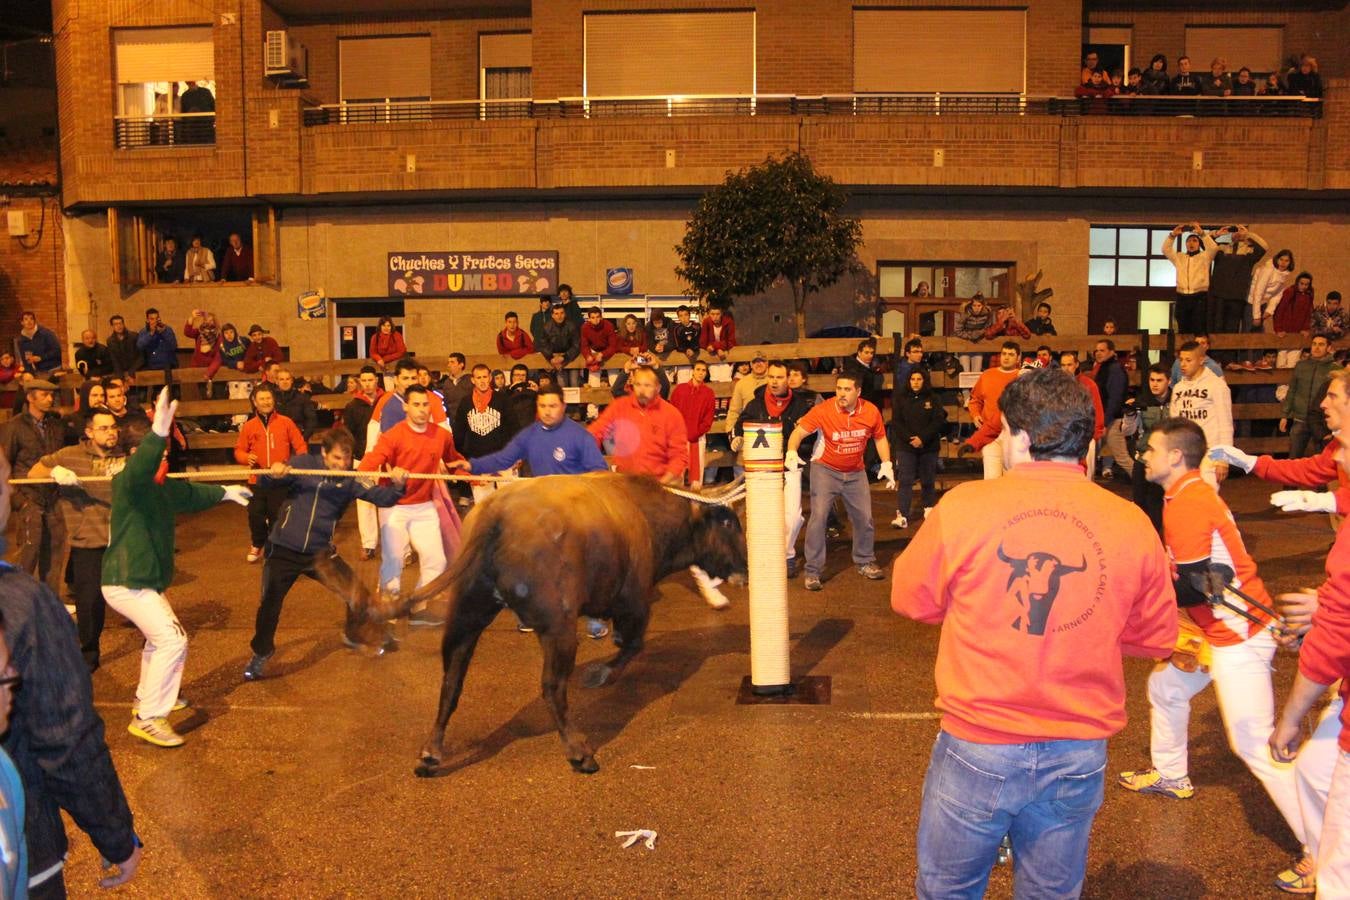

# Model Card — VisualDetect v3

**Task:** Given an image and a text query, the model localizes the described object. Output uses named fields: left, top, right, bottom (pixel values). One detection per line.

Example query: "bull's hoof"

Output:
left=581, top=663, right=612, bottom=689
left=414, top=762, right=439, bottom=778
left=568, top=755, right=600, bottom=774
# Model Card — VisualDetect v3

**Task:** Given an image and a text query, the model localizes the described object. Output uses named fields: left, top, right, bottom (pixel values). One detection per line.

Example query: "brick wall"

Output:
left=0, top=199, right=67, bottom=363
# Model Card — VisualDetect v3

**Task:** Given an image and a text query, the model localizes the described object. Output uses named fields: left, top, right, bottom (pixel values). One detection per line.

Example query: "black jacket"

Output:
left=0, top=564, right=136, bottom=879
left=842, top=355, right=883, bottom=406
left=1171, top=72, right=1202, bottom=96
left=892, top=378, right=948, bottom=453
left=672, top=322, right=702, bottom=354
left=2, top=411, right=66, bottom=507
left=341, top=394, right=376, bottom=459
left=273, top=388, right=318, bottom=439
left=1210, top=245, right=1267, bottom=301
left=105, top=332, right=141, bottom=379
left=1140, top=67, right=1170, bottom=95
left=1094, top=356, right=1129, bottom=422
left=734, top=384, right=816, bottom=442
left=536, top=319, right=580, bottom=362
left=505, top=384, right=540, bottom=436
left=453, top=391, right=513, bottom=458
left=260, top=453, right=403, bottom=554
left=74, top=343, right=115, bottom=378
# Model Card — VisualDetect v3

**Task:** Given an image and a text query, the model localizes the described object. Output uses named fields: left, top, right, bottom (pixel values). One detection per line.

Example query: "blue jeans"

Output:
left=916, top=731, right=1106, bottom=899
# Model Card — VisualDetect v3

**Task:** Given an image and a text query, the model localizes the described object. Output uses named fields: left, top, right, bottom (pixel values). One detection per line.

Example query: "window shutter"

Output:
left=1185, top=27, right=1284, bottom=75
left=480, top=32, right=532, bottom=70
left=339, top=35, right=432, bottom=101
left=584, top=11, right=755, bottom=97
left=113, top=26, right=214, bottom=84
left=853, top=8, right=1026, bottom=93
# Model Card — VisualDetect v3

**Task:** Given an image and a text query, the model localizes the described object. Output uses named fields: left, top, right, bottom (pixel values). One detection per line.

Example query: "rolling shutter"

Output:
left=339, top=35, right=432, bottom=101
left=480, top=32, right=532, bottom=70
left=853, top=8, right=1026, bottom=93
left=113, top=26, right=214, bottom=84
left=584, top=11, right=755, bottom=97
left=1185, top=27, right=1284, bottom=75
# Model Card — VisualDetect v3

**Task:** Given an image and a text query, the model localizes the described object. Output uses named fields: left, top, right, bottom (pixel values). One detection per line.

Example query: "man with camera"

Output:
left=1162, top=222, right=1221, bottom=335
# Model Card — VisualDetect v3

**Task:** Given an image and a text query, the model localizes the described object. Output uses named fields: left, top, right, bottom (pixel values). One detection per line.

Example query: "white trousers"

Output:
left=377, top=502, right=447, bottom=595
left=102, top=585, right=186, bottom=721
left=356, top=499, right=378, bottom=551
left=1296, top=693, right=1343, bottom=866
left=785, top=469, right=804, bottom=561
left=1321, top=748, right=1350, bottom=897
left=1147, top=630, right=1304, bottom=842
left=981, top=438, right=1004, bottom=480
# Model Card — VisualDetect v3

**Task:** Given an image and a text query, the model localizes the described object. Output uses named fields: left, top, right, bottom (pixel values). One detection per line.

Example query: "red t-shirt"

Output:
left=358, top=420, right=462, bottom=506
left=1298, top=516, right=1350, bottom=751
left=795, top=398, right=885, bottom=473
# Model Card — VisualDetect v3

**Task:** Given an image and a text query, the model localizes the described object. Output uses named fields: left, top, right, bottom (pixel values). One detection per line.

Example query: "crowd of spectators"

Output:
left=154, top=231, right=254, bottom=284
left=1076, top=50, right=1324, bottom=106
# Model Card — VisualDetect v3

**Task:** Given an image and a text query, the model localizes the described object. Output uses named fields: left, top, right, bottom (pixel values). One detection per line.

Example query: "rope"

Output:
left=9, top=468, right=751, bottom=505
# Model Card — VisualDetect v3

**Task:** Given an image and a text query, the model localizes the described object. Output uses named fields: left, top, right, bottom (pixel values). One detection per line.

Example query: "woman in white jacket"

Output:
left=1248, top=248, right=1295, bottom=332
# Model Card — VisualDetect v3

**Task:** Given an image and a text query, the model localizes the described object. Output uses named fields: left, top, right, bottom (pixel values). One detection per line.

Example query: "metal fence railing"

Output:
left=114, top=113, right=216, bottom=149
left=300, top=93, right=1324, bottom=127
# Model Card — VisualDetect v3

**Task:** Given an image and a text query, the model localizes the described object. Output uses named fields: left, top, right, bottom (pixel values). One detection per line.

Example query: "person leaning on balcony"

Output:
left=1171, top=56, right=1202, bottom=96
left=184, top=234, right=215, bottom=283
left=218, top=233, right=254, bottom=283
left=1231, top=67, right=1257, bottom=97
left=1140, top=54, right=1171, bottom=95
left=368, top=316, right=406, bottom=371
left=1286, top=55, right=1323, bottom=99
left=1200, top=57, right=1233, bottom=96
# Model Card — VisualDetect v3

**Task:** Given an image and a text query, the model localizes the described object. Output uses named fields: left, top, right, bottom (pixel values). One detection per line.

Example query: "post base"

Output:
left=735, top=675, right=832, bottom=705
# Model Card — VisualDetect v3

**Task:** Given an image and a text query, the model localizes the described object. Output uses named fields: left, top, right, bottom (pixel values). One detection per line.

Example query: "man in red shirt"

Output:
left=1118, top=419, right=1305, bottom=858
left=785, top=372, right=894, bottom=591
left=965, top=341, right=1023, bottom=479
left=588, top=366, right=687, bottom=485
left=669, top=360, right=715, bottom=487
left=233, top=383, right=306, bottom=563
left=1060, top=350, right=1105, bottom=474
left=580, top=307, right=617, bottom=377
left=893, top=367, right=1176, bottom=898
left=495, top=311, right=534, bottom=359
left=699, top=307, right=736, bottom=361
left=358, top=385, right=464, bottom=625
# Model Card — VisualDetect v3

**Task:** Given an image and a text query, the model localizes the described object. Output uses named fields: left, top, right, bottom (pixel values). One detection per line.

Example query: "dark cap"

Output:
left=248, top=324, right=268, bottom=335
left=751, top=350, right=768, bottom=362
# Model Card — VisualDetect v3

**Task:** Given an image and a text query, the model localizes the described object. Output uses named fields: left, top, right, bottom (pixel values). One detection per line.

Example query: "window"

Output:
left=480, top=32, right=531, bottom=104
left=853, top=9, right=1026, bottom=94
left=583, top=11, right=755, bottom=97
left=1185, top=26, right=1283, bottom=77
left=1088, top=225, right=1183, bottom=288
left=339, top=35, right=431, bottom=106
left=109, top=205, right=279, bottom=288
left=113, top=26, right=215, bottom=147
left=879, top=261, right=1015, bottom=338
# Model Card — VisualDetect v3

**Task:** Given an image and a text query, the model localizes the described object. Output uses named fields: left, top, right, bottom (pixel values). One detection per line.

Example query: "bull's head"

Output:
left=690, top=503, right=748, bottom=588
left=998, top=543, right=1087, bottom=636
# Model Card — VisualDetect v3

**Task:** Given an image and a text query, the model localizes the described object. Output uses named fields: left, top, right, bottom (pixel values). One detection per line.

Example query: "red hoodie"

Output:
left=588, top=395, right=688, bottom=480
left=496, top=328, right=534, bottom=359
left=1296, top=515, right=1350, bottom=751
left=580, top=319, right=617, bottom=365
left=699, top=315, right=736, bottom=353
left=669, top=380, right=716, bottom=441
left=1273, top=285, right=1314, bottom=333
left=892, top=461, right=1177, bottom=744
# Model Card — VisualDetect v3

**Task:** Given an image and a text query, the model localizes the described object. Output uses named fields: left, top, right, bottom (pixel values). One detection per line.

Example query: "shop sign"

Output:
left=388, top=251, right=559, bottom=297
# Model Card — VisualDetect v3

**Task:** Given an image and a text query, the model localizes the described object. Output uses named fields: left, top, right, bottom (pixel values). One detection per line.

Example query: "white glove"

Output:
left=784, top=450, right=803, bottom=472
left=1208, top=445, right=1256, bottom=473
left=221, top=485, right=253, bottom=507
left=50, top=465, right=80, bottom=487
left=877, top=460, right=897, bottom=491
left=1271, top=490, right=1337, bottom=514
left=150, top=386, right=177, bottom=439
left=729, top=436, right=743, bottom=453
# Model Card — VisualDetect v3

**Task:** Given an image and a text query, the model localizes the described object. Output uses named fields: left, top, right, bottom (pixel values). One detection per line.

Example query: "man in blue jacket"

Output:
left=16, top=311, right=62, bottom=376
left=244, top=428, right=408, bottom=680
left=1093, top=338, right=1130, bottom=480
left=135, top=307, right=178, bottom=376
left=457, top=384, right=608, bottom=478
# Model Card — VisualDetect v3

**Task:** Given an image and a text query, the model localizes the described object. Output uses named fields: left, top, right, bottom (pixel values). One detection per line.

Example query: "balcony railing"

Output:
left=114, top=112, right=216, bottom=149
left=301, top=93, right=1324, bottom=126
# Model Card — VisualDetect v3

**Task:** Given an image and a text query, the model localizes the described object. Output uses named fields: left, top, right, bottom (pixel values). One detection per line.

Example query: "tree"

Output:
left=675, top=152, right=863, bottom=341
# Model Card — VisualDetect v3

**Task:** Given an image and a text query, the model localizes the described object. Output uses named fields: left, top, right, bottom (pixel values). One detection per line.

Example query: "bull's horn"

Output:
left=996, top=542, right=1014, bottom=564
left=1064, top=555, right=1089, bottom=574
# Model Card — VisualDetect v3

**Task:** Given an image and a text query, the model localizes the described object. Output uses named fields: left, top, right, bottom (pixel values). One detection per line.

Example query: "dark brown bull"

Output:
left=390, top=473, right=748, bottom=776
left=998, top=543, right=1088, bottom=636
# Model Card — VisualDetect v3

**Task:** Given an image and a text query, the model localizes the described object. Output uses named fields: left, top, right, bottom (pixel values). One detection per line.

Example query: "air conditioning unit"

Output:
left=265, top=30, right=307, bottom=81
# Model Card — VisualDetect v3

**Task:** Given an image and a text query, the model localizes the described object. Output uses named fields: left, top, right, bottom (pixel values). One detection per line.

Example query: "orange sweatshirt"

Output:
left=233, top=412, right=306, bottom=485
left=1163, top=470, right=1274, bottom=646
left=892, top=461, right=1177, bottom=744
left=965, top=367, right=1021, bottom=450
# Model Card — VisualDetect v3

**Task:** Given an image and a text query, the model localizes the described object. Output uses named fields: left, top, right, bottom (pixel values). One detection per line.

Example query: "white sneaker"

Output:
left=891, top=513, right=908, bottom=528
left=246, top=546, right=263, bottom=563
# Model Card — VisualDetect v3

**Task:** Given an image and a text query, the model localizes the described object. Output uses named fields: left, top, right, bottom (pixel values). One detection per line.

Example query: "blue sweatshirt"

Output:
left=259, top=453, right=405, bottom=555
left=17, top=326, right=61, bottom=373
left=136, top=325, right=178, bottom=370
left=470, top=417, right=608, bottom=476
